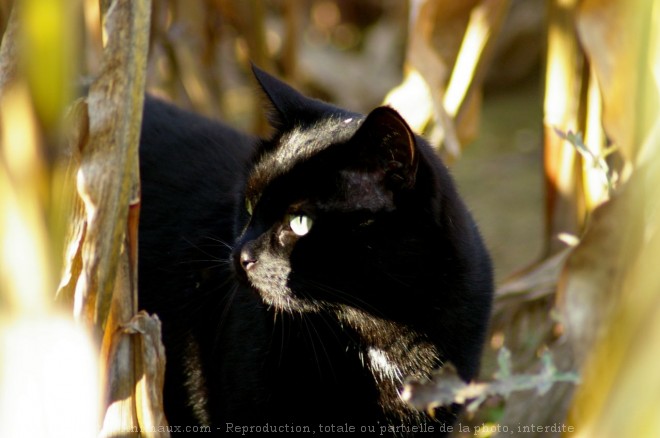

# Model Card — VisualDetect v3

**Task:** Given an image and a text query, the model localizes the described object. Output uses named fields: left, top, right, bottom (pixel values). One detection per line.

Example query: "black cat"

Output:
left=138, top=66, right=493, bottom=435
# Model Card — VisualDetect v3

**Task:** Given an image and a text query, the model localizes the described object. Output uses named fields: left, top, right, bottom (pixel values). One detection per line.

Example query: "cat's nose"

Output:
left=240, top=246, right=258, bottom=271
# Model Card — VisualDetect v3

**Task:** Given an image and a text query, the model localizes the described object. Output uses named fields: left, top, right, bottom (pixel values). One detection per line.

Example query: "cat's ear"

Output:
left=354, top=106, right=418, bottom=189
left=251, top=64, right=318, bottom=129
left=252, top=64, right=356, bottom=132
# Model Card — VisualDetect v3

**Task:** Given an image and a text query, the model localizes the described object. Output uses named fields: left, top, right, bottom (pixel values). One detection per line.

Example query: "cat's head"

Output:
left=232, top=67, right=436, bottom=317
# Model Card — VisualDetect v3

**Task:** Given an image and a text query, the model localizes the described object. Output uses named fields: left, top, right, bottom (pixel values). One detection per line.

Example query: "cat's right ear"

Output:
left=354, top=106, right=419, bottom=190
left=251, top=64, right=308, bottom=129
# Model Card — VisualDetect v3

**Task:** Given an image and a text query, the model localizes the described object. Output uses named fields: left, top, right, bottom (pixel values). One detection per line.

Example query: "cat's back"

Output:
left=138, top=95, right=256, bottom=314
left=139, top=96, right=255, bottom=200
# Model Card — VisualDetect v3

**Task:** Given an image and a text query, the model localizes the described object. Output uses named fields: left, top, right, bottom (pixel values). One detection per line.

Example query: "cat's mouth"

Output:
left=240, top=265, right=322, bottom=313
left=232, top=240, right=322, bottom=313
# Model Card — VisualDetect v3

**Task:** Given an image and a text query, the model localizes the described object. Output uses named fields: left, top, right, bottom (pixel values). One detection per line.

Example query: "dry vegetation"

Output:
left=0, top=1, right=658, bottom=437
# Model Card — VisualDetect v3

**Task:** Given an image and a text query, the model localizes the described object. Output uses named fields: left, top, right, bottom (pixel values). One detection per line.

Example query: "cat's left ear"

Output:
left=252, top=64, right=342, bottom=131
left=252, top=64, right=307, bottom=129
left=354, top=106, right=418, bottom=189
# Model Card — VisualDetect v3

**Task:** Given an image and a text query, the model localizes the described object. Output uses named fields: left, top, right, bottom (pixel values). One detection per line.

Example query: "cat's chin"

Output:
left=247, top=281, right=322, bottom=313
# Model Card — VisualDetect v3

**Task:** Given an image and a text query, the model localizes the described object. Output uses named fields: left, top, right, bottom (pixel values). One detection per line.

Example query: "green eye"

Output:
left=288, top=214, right=313, bottom=236
left=245, top=199, right=253, bottom=215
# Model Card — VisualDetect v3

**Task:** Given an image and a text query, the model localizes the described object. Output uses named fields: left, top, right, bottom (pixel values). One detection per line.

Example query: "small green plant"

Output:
left=553, top=127, right=617, bottom=194
left=402, top=347, right=580, bottom=415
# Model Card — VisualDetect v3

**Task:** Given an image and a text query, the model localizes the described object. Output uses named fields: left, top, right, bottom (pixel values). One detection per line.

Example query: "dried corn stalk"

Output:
left=56, top=0, right=169, bottom=436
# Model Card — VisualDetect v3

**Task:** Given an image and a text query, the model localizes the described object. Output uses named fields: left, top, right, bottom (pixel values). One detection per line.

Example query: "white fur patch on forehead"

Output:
left=249, top=116, right=363, bottom=196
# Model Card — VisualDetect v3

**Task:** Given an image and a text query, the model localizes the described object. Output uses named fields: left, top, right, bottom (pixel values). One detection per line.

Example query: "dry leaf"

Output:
left=402, top=348, right=578, bottom=415
left=100, top=311, right=169, bottom=438
left=577, top=0, right=650, bottom=161
left=385, top=0, right=508, bottom=158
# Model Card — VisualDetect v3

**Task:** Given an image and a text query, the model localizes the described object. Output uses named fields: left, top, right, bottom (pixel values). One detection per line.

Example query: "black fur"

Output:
left=138, top=67, right=493, bottom=435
